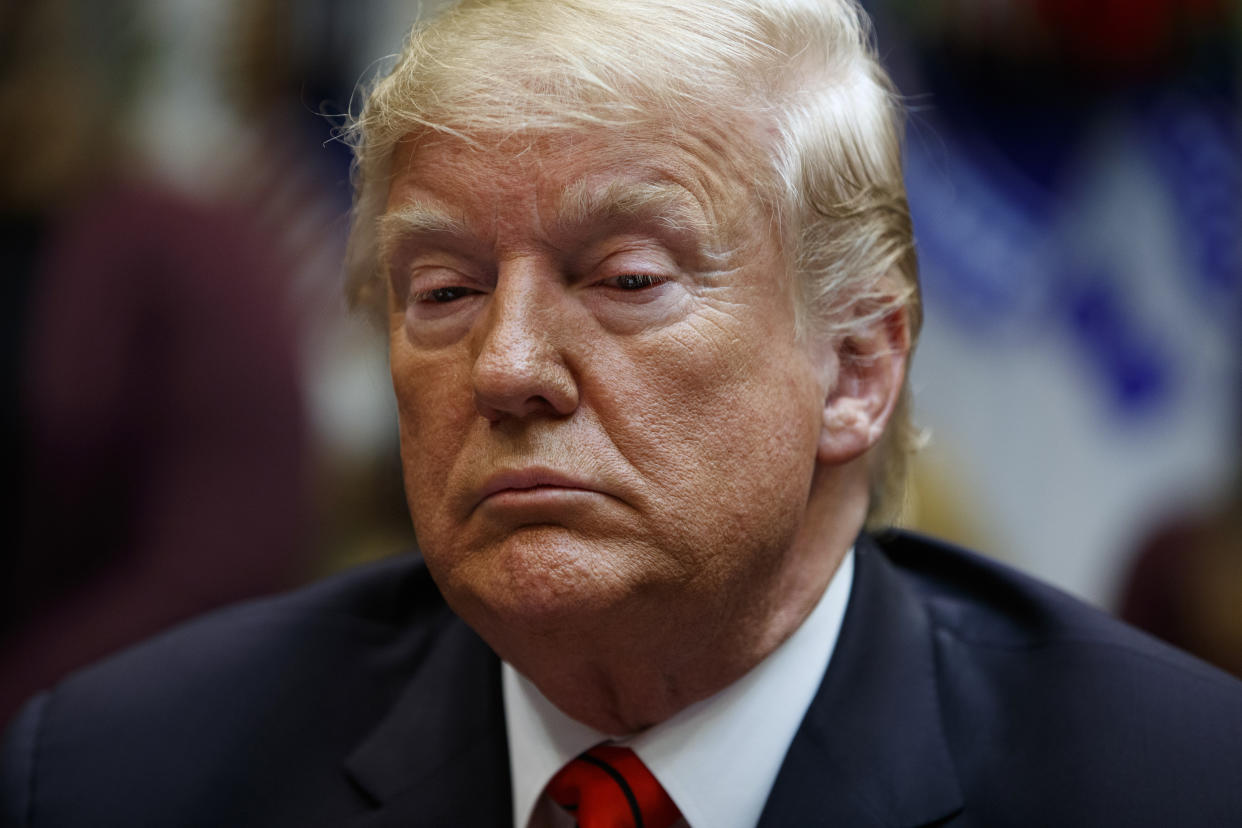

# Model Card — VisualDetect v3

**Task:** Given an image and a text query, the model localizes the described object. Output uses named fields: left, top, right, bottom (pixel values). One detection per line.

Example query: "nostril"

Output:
left=475, top=392, right=564, bottom=423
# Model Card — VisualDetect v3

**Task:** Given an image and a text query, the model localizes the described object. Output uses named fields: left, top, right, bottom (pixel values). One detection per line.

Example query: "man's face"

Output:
left=382, top=124, right=831, bottom=655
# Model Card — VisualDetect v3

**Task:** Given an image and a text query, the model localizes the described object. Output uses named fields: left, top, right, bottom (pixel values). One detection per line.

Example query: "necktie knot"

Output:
left=546, top=745, right=681, bottom=828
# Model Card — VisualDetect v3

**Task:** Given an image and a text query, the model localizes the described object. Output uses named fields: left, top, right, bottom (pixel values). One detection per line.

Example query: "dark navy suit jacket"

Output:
left=4, top=532, right=1242, bottom=826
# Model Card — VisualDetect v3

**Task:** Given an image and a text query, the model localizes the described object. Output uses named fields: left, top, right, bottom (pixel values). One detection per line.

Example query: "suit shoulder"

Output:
left=43, top=552, right=447, bottom=711
left=874, top=529, right=1236, bottom=679
left=867, top=531, right=1242, bottom=823
left=1, top=554, right=453, bottom=827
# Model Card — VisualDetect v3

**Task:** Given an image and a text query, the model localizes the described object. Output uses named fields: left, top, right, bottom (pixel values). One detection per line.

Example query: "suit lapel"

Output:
left=344, top=614, right=511, bottom=828
left=758, top=535, right=964, bottom=827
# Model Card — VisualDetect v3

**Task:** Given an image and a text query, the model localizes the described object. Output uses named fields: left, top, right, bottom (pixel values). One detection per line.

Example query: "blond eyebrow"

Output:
left=555, top=179, right=722, bottom=255
left=376, top=203, right=471, bottom=269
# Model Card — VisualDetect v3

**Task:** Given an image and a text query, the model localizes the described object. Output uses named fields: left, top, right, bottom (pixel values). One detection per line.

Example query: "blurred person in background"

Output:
left=212, top=0, right=416, bottom=574
left=1119, top=354, right=1242, bottom=679
left=0, top=0, right=312, bottom=723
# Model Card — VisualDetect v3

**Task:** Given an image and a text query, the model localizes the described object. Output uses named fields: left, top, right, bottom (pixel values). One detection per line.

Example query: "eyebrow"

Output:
left=377, top=203, right=470, bottom=270
left=555, top=179, right=726, bottom=260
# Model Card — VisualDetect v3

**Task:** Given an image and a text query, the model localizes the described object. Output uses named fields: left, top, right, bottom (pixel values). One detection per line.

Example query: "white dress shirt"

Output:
left=503, top=548, right=854, bottom=828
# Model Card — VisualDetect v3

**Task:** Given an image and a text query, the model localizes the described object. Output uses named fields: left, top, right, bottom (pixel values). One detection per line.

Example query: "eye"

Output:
left=604, top=273, right=667, bottom=291
left=411, top=285, right=480, bottom=304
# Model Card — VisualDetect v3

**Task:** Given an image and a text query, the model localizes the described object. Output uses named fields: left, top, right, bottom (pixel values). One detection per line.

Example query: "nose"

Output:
left=471, top=265, right=579, bottom=422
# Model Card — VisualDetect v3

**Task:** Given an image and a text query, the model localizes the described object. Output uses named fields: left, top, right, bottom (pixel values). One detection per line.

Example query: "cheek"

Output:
left=390, top=343, right=475, bottom=518
left=591, top=313, right=822, bottom=520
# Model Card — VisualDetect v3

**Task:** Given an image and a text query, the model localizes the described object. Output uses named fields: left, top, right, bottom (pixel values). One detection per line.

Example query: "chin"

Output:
left=432, top=525, right=648, bottom=637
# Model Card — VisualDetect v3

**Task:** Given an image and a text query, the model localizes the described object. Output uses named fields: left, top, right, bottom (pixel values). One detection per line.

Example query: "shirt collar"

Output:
left=503, top=547, right=855, bottom=828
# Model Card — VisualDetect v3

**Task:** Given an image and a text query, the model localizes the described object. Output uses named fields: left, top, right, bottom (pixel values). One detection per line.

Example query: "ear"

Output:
left=817, top=307, right=910, bottom=466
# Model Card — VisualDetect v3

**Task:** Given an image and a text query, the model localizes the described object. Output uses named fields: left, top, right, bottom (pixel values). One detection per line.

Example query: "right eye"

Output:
left=403, top=277, right=485, bottom=329
left=411, top=286, right=480, bottom=304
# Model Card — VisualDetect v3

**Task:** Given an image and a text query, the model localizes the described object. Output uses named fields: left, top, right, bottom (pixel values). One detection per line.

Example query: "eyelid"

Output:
left=588, top=238, right=679, bottom=273
left=597, top=273, right=669, bottom=289
left=404, top=262, right=489, bottom=305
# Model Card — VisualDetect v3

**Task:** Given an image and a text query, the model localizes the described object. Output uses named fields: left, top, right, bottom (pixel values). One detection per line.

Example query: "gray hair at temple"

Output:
left=343, top=0, right=923, bottom=527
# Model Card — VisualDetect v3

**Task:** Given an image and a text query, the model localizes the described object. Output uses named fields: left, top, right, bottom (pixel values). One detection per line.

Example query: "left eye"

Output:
left=606, top=274, right=666, bottom=291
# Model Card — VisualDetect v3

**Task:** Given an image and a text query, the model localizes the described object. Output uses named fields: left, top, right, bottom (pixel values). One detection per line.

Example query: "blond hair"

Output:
left=344, top=0, right=922, bottom=526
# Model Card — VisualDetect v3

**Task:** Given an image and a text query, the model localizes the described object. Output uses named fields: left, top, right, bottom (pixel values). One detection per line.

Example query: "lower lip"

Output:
left=478, top=485, right=611, bottom=515
left=484, top=485, right=599, bottom=505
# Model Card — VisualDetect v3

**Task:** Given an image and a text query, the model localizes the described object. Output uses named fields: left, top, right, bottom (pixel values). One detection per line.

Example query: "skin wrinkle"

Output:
left=381, top=167, right=726, bottom=308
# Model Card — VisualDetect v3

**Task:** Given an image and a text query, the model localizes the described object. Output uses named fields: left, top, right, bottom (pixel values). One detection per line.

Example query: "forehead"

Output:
left=381, top=122, right=770, bottom=247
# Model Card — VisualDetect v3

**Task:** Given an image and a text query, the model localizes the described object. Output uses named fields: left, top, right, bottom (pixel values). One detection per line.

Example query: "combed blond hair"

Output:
left=344, top=0, right=922, bottom=526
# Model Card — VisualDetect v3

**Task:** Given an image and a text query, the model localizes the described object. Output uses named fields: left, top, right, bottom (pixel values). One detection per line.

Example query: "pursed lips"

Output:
left=472, top=467, right=612, bottom=514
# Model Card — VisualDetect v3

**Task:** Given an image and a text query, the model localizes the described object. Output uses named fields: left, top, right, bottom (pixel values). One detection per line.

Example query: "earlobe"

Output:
left=817, top=397, right=873, bottom=464
left=816, top=308, right=910, bottom=466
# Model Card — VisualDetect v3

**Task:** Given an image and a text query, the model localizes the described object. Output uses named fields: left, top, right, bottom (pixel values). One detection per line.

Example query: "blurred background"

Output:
left=2, top=0, right=1239, bottom=721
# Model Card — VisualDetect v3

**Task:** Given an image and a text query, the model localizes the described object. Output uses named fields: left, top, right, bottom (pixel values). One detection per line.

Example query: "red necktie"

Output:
left=546, top=745, right=682, bottom=828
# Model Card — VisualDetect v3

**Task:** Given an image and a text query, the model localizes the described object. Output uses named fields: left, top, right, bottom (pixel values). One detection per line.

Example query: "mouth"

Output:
left=473, top=468, right=607, bottom=513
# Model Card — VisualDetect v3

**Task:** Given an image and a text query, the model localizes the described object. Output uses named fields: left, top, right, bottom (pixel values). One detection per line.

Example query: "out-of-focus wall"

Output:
left=872, top=0, right=1241, bottom=608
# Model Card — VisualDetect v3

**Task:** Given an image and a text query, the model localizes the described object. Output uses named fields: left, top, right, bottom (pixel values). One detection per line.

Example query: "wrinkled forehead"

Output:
left=381, top=118, right=778, bottom=249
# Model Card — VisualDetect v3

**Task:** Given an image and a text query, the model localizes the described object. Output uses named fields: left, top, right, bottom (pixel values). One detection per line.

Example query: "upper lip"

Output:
left=473, top=467, right=605, bottom=510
